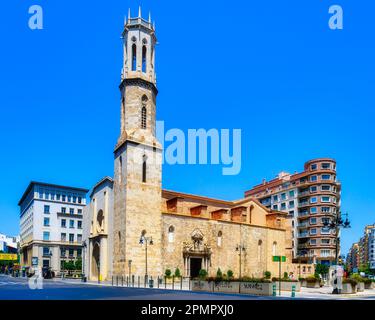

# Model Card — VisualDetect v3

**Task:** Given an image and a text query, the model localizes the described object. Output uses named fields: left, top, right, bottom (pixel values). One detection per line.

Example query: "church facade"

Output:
left=83, top=10, right=297, bottom=281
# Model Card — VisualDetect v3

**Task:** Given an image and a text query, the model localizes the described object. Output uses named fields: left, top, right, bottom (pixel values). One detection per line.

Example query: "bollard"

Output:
left=157, top=276, right=160, bottom=289
left=122, top=276, right=123, bottom=287
left=116, top=275, right=118, bottom=286
left=180, top=277, right=183, bottom=290
left=138, top=276, right=140, bottom=288
left=126, top=276, right=129, bottom=287
left=132, top=275, right=135, bottom=287
left=112, top=275, right=114, bottom=286
left=172, top=276, right=175, bottom=290
left=291, top=285, right=296, bottom=298
left=272, top=284, right=277, bottom=297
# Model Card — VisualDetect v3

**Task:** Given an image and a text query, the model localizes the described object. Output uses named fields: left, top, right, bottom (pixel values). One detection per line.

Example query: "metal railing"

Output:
left=110, top=275, right=191, bottom=291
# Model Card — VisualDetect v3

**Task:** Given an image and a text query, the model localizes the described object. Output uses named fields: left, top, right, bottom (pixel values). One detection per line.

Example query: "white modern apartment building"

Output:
left=18, top=182, right=88, bottom=274
left=0, top=233, right=19, bottom=253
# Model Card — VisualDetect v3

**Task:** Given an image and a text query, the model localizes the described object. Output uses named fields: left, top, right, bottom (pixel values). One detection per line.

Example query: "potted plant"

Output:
left=272, top=276, right=300, bottom=292
left=350, top=274, right=365, bottom=292
left=299, top=277, right=307, bottom=287
left=264, top=271, right=271, bottom=280
left=305, top=275, right=320, bottom=288
left=342, top=278, right=358, bottom=294
left=364, top=278, right=374, bottom=290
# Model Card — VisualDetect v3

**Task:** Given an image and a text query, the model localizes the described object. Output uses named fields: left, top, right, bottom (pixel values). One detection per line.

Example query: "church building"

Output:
left=83, top=9, right=295, bottom=281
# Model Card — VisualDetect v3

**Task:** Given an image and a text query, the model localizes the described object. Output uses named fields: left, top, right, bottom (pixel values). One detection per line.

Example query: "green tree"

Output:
left=198, top=269, right=208, bottom=279
left=359, top=263, right=372, bottom=274
left=216, top=268, right=223, bottom=279
left=314, top=264, right=329, bottom=277
left=75, top=258, right=82, bottom=271
left=165, top=269, right=172, bottom=278
left=264, top=271, right=271, bottom=279
left=227, top=270, right=234, bottom=279
left=174, top=268, right=181, bottom=278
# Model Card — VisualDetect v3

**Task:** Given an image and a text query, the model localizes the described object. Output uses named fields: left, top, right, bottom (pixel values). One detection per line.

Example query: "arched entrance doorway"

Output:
left=182, top=229, right=212, bottom=277
left=91, top=242, right=100, bottom=280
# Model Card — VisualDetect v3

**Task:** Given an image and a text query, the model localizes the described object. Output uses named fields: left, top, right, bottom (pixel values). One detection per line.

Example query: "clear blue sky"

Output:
left=0, top=0, right=374, bottom=255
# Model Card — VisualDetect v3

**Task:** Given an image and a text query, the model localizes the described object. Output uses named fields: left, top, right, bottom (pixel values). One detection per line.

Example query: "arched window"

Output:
left=96, top=210, right=104, bottom=232
left=217, top=231, right=223, bottom=247
left=119, top=156, right=122, bottom=184
left=142, top=155, right=147, bottom=183
left=141, top=106, right=147, bottom=129
left=142, top=45, right=147, bottom=73
left=132, top=43, right=137, bottom=71
left=168, top=226, right=175, bottom=243
left=258, top=240, right=262, bottom=261
left=272, top=241, right=277, bottom=256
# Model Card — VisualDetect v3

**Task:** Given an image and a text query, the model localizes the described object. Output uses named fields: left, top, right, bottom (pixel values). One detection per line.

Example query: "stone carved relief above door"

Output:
left=183, top=229, right=212, bottom=257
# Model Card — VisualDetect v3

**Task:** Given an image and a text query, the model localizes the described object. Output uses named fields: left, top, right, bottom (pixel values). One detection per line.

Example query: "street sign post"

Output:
left=273, top=256, right=286, bottom=296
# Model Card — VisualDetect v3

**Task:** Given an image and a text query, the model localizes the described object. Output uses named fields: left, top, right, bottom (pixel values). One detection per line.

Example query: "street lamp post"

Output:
left=82, top=241, right=87, bottom=282
left=236, top=244, right=246, bottom=279
left=139, top=234, right=153, bottom=280
left=323, top=211, right=350, bottom=294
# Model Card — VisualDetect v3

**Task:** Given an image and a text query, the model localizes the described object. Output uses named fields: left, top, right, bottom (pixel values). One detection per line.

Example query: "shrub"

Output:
left=272, top=277, right=298, bottom=282
left=227, top=270, right=234, bottom=279
left=363, top=278, right=372, bottom=285
left=283, top=272, right=288, bottom=279
left=198, top=269, right=208, bottom=279
left=165, top=269, right=172, bottom=278
left=343, top=278, right=358, bottom=287
left=298, top=277, right=306, bottom=282
left=350, top=274, right=365, bottom=283
left=174, top=268, right=181, bottom=278
left=264, top=271, right=271, bottom=279
left=242, top=276, right=271, bottom=283
left=216, top=268, right=223, bottom=280
left=305, top=275, right=319, bottom=283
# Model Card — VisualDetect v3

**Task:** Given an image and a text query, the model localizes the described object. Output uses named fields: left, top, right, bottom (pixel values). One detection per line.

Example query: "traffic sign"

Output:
left=272, top=256, right=286, bottom=262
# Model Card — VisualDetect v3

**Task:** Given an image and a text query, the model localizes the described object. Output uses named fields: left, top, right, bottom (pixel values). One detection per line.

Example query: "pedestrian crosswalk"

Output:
left=0, top=281, right=25, bottom=286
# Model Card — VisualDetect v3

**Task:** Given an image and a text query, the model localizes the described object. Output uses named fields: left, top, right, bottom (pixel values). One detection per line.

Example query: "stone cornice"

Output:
left=119, top=77, right=158, bottom=96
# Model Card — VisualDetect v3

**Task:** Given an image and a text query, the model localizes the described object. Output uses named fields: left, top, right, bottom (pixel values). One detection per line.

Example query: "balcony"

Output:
left=298, top=191, right=309, bottom=197
left=298, top=202, right=310, bottom=208
left=298, top=222, right=309, bottom=229
left=299, top=232, right=309, bottom=238
left=298, top=210, right=309, bottom=217
left=298, top=243, right=309, bottom=249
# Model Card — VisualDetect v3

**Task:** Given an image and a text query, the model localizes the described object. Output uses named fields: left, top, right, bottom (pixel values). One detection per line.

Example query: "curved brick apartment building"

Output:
left=245, top=158, right=341, bottom=265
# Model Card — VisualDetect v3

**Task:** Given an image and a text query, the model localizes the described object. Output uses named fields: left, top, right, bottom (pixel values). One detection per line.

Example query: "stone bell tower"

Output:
left=113, top=7, right=163, bottom=277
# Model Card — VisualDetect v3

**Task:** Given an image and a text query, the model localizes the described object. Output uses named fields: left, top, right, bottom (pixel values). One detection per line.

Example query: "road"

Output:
left=0, top=275, right=270, bottom=300
left=1, top=274, right=375, bottom=300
